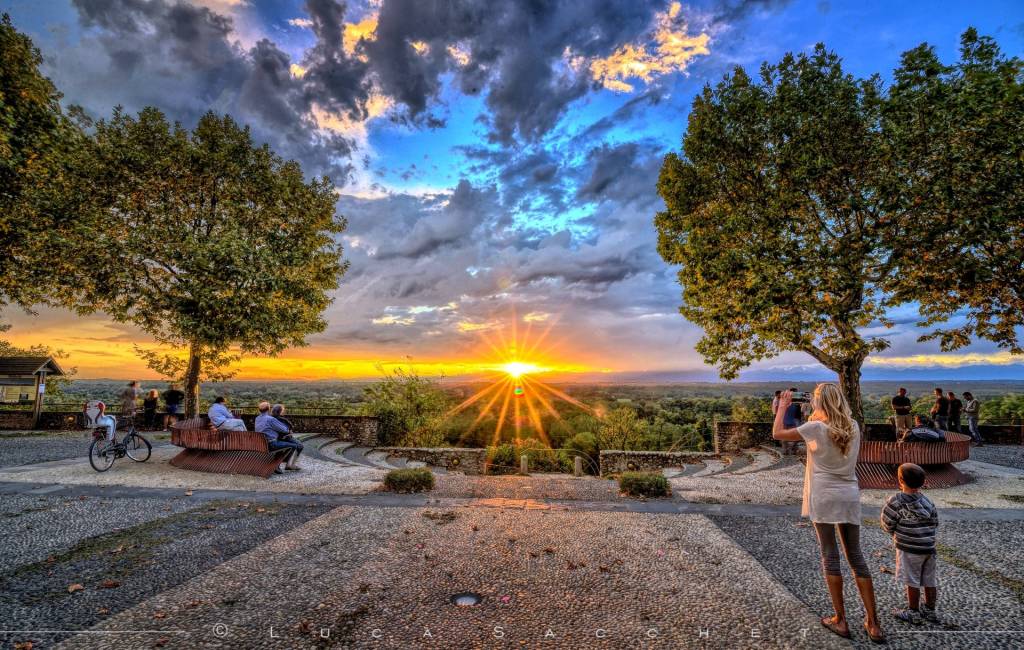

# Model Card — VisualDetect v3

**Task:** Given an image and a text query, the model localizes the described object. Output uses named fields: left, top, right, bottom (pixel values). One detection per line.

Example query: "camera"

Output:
left=790, top=391, right=812, bottom=403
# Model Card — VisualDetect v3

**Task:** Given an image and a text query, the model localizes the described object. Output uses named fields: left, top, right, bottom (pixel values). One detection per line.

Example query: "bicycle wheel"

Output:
left=88, top=438, right=115, bottom=472
left=124, top=432, right=152, bottom=462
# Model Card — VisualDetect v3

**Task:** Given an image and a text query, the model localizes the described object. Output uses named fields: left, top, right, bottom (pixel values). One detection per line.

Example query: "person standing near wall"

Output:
left=142, top=389, right=159, bottom=430
left=930, top=388, right=949, bottom=432
left=119, top=381, right=141, bottom=419
left=891, top=388, right=913, bottom=432
left=946, top=391, right=963, bottom=435
left=962, top=392, right=983, bottom=447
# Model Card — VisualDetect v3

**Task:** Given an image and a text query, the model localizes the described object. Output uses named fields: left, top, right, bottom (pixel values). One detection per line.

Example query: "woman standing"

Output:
left=773, top=384, right=884, bottom=643
left=142, top=389, right=159, bottom=430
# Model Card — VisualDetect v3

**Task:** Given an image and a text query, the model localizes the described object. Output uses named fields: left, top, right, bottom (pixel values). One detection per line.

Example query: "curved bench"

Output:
left=857, top=431, right=971, bottom=489
left=169, top=417, right=288, bottom=479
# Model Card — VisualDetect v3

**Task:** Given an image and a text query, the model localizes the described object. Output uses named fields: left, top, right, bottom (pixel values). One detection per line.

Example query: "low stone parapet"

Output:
left=374, top=447, right=487, bottom=474
left=599, top=450, right=718, bottom=476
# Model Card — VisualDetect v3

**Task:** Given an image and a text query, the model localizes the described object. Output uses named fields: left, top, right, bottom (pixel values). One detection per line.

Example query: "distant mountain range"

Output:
left=537, top=364, right=1023, bottom=384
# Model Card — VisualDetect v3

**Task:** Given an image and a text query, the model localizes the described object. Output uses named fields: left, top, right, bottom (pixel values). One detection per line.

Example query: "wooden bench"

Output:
left=169, top=417, right=289, bottom=479
left=856, top=431, right=972, bottom=489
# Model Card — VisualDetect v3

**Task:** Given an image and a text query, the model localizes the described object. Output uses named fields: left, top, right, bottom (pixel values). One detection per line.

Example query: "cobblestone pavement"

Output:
left=0, top=497, right=333, bottom=650
left=0, top=432, right=98, bottom=469
left=0, top=448, right=1021, bottom=649
left=712, top=514, right=1024, bottom=649
left=970, top=444, right=1024, bottom=471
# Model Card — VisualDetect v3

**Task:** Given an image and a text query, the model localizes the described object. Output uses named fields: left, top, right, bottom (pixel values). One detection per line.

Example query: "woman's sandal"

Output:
left=820, top=617, right=851, bottom=639
left=864, top=622, right=886, bottom=644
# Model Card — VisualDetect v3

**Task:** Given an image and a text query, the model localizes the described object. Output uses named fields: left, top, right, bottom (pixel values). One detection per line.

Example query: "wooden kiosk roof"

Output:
left=0, top=357, right=66, bottom=377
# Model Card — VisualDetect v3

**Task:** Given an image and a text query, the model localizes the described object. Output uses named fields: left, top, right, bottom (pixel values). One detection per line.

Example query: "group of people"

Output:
left=208, top=396, right=304, bottom=475
left=890, top=387, right=983, bottom=446
left=117, top=380, right=185, bottom=431
left=774, top=385, right=942, bottom=642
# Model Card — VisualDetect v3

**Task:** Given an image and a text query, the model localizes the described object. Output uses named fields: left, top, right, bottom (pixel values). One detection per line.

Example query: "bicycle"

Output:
left=88, top=417, right=152, bottom=472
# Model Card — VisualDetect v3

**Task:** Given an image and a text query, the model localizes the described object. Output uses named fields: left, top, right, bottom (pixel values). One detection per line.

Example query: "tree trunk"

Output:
left=184, top=341, right=202, bottom=418
left=836, top=359, right=864, bottom=427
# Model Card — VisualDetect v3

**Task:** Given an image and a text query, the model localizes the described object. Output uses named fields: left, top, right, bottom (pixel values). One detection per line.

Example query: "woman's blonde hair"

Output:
left=809, top=383, right=856, bottom=456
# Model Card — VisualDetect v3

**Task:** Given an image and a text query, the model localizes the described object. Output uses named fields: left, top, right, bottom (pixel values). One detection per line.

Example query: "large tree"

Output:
left=0, top=14, right=87, bottom=313
left=655, top=45, right=901, bottom=422
left=885, top=29, right=1024, bottom=354
left=67, top=108, right=348, bottom=416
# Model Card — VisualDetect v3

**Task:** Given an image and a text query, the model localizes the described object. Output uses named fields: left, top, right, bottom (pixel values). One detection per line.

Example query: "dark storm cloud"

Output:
left=577, top=141, right=664, bottom=208
left=364, top=0, right=661, bottom=143
left=300, top=0, right=371, bottom=119
left=375, top=180, right=495, bottom=260
left=712, top=0, right=794, bottom=23
left=65, top=0, right=358, bottom=184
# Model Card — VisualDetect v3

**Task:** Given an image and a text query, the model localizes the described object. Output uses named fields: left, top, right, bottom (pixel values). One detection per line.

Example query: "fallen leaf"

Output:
left=101, top=579, right=120, bottom=589
left=67, top=583, right=84, bottom=593
left=880, top=566, right=894, bottom=574
left=14, top=640, right=33, bottom=650
left=599, top=565, right=610, bottom=572
left=154, top=637, right=169, bottom=647
left=255, top=508, right=266, bottom=513
left=543, top=547, right=555, bottom=554
left=186, top=600, right=202, bottom=609
left=184, top=490, right=193, bottom=496
left=152, top=611, right=167, bottom=619
left=96, top=607, right=110, bottom=615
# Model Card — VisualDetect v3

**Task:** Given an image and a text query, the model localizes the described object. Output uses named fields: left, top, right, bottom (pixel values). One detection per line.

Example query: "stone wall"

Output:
left=599, top=450, right=718, bottom=476
left=714, top=420, right=1022, bottom=450
left=0, top=410, right=33, bottom=430
left=0, top=409, right=381, bottom=444
left=375, top=447, right=486, bottom=474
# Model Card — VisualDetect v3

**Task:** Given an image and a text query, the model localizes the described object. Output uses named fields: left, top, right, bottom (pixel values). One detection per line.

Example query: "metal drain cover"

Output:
left=450, top=592, right=481, bottom=606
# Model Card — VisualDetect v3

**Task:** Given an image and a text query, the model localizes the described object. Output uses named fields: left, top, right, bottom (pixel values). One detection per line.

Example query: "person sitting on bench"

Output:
left=255, top=401, right=303, bottom=473
left=208, top=396, right=246, bottom=431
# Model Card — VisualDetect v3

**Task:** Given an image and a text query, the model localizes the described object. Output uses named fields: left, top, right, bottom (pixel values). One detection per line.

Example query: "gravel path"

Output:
left=0, top=493, right=195, bottom=574
left=432, top=473, right=622, bottom=501
left=3, top=498, right=334, bottom=650
left=712, top=514, right=1024, bottom=649
left=315, top=509, right=846, bottom=649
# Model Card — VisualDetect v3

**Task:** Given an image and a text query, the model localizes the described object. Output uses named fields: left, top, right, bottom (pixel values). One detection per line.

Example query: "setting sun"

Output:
left=501, top=361, right=543, bottom=378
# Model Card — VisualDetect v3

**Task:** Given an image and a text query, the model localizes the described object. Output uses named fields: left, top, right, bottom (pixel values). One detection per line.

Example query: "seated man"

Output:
left=255, top=401, right=303, bottom=473
left=94, top=401, right=118, bottom=441
left=900, top=415, right=945, bottom=443
left=208, top=396, right=246, bottom=431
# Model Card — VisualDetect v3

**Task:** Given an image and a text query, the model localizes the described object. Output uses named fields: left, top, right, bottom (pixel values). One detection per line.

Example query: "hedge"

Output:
left=618, top=471, right=669, bottom=498
left=384, top=467, right=435, bottom=493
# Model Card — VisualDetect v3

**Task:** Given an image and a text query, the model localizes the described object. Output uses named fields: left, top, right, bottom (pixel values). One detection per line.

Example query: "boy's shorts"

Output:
left=896, top=549, right=938, bottom=588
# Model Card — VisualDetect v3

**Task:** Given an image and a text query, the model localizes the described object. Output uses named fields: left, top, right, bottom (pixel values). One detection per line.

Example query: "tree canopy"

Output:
left=0, top=14, right=88, bottom=314
left=65, top=108, right=348, bottom=414
left=656, top=44, right=897, bottom=421
left=885, top=29, right=1024, bottom=353
left=656, top=31, right=1022, bottom=422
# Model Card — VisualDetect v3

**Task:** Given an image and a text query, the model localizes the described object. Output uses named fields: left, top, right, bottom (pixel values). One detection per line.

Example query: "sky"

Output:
left=2, top=0, right=1023, bottom=382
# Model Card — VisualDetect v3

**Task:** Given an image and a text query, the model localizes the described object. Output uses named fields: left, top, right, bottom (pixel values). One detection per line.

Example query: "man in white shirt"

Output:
left=208, top=396, right=246, bottom=431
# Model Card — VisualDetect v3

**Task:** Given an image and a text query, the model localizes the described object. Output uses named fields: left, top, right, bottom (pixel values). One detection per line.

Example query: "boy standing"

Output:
left=881, top=463, right=940, bottom=624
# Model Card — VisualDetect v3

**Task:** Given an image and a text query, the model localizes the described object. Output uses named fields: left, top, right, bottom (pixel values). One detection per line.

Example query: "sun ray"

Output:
left=458, top=377, right=510, bottom=445
left=531, top=379, right=594, bottom=414
left=521, top=388, right=549, bottom=446
left=522, top=375, right=561, bottom=421
left=492, top=381, right=514, bottom=446
left=446, top=379, right=504, bottom=416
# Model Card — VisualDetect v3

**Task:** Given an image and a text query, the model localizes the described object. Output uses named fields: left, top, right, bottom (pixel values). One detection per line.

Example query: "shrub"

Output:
left=384, top=468, right=434, bottom=493
left=486, top=443, right=519, bottom=474
left=618, top=472, right=669, bottom=498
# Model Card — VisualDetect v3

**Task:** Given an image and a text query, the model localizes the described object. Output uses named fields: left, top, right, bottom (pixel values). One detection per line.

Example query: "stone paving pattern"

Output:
left=0, top=432, right=1021, bottom=648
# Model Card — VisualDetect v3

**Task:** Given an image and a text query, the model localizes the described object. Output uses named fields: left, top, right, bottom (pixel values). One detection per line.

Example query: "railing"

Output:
left=39, top=402, right=357, bottom=416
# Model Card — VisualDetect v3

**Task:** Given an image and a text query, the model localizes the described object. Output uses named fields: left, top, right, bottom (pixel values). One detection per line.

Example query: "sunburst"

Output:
left=445, top=310, right=594, bottom=447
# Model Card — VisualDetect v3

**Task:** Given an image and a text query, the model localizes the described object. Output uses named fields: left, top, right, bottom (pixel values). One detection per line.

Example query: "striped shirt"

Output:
left=881, top=492, right=938, bottom=554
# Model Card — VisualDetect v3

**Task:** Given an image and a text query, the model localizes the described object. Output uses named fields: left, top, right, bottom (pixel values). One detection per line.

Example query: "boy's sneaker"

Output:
left=892, top=608, right=921, bottom=624
left=920, top=604, right=940, bottom=623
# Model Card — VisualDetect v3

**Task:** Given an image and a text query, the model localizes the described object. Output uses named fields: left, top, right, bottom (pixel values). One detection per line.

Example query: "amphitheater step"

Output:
left=733, top=449, right=779, bottom=475
left=691, top=459, right=727, bottom=478
left=674, top=462, right=707, bottom=478
left=365, top=450, right=399, bottom=470
left=714, top=453, right=754, bottom=475
left=341, top=446, right=383, bottom=468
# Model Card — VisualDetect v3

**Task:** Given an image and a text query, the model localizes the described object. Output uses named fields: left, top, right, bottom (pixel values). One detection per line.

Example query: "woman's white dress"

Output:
left=796, top=420, right=861, bottom=524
